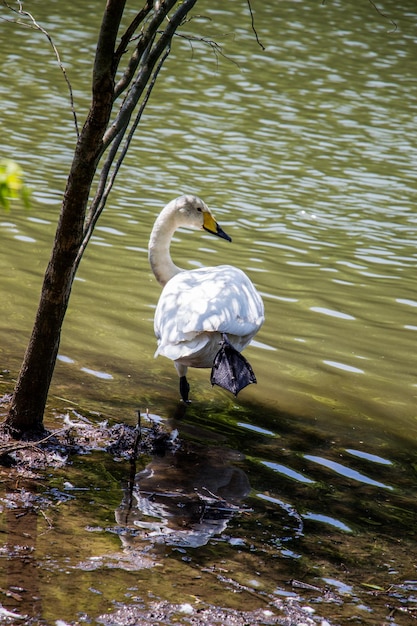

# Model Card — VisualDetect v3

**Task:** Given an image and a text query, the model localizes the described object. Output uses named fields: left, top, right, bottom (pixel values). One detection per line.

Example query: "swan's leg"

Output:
left=175, top=362, right=190, bottom=403
left=179, top=376, right=190, bottom=403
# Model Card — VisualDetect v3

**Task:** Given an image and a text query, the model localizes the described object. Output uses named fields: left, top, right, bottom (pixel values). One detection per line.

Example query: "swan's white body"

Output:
left=148, top=195, right=264, bottom=399
left=154, top=264, right=263, bottom=369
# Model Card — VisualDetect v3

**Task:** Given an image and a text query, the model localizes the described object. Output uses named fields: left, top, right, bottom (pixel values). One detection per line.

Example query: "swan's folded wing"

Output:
left=155, top=265, right=264, bottom=343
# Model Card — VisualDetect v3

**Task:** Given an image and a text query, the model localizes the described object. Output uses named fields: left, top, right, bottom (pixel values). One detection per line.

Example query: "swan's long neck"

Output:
left=148, top=207, right=182, bottom=287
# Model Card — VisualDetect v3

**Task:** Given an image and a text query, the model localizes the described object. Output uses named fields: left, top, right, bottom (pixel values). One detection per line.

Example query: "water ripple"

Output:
left=323, top=361, right=365, bottom=375
left=303, top=512, right=352, bottom=533
left=261, top=461, right=315, bottom=485
left=304, top=455, right=393, bottom=490
left=310, top=307, right=356, bottom=321
left=345, top=449, right=393, bottom=466
left=80, top=367, right=114, bottom=381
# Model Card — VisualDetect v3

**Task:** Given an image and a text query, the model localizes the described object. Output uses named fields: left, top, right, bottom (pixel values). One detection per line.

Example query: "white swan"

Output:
left=148, top=195, right=264, bottom=402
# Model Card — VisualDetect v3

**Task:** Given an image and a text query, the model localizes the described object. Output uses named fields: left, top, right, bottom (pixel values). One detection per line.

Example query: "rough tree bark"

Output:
left=4, top=0, right=198, bottom=437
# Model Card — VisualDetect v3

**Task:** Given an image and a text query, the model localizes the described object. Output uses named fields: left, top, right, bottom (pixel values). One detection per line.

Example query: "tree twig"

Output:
left=174, top=32, right=241, bottom=70
left=77, top=0, right=198, bottom=261
left=367, top=0, right=397, bottom=32
left=2, top=0, right=79, bottom=137
left=246, top=0, right=265, bottom=50
left=0, top=427, right=71, bottom=456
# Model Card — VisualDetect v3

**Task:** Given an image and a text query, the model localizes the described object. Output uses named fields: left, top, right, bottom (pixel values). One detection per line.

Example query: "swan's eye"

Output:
left=197, top=207, right=202, bottom=212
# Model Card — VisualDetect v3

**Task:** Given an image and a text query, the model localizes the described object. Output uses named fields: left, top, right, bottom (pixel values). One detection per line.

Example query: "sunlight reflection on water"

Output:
left=304, top=455, right=394, bottom=491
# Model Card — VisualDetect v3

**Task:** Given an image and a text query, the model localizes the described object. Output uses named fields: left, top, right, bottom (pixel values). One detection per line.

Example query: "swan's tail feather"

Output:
left=210, top=334, right=257, bottom=396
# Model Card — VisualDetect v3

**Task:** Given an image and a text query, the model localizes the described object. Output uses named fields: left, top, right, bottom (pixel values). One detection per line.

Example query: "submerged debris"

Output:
left=0, top=408, right=178, bottom=477
left=97, top=599, right=332, bottom=626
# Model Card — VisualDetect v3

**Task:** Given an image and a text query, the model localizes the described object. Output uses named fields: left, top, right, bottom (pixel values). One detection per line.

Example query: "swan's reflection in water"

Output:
left=116, top=434, right=251, bottom=548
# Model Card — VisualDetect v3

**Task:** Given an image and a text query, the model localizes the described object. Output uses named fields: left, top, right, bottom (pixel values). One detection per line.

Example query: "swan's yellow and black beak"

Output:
left=203, top=212, right=232, bottom=242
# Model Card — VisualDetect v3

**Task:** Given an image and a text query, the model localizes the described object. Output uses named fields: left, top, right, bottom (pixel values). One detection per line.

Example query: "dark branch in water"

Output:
left=246, top=0, right=265, bottom=50
left=321, top=0, right=397, bottom=33
left=367, top=0, right=397, bottom=32
left=131, top=409, right=142, bottom=463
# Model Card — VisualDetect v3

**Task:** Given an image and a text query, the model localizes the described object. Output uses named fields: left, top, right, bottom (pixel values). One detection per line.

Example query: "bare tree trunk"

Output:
left=4, top=0, right=126, bottom=436
left=5, top=137, right=109, bottom=435
left=4, top=0, right=198, bottom=438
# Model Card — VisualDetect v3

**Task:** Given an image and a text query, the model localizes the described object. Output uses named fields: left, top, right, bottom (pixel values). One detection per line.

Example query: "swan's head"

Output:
left=150, top=195, right=232, bottom=286
left=174, top=195, right=232, bottom=242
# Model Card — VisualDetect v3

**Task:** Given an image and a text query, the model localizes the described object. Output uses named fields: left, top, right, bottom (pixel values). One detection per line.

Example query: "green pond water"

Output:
left=1, top=1, right=417, bottom=624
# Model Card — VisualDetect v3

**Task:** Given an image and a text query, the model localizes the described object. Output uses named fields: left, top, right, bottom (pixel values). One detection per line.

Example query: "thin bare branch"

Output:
left=114, top=0, right=183, bottom=101
left=246, top=0, right=265, bottom=50
left=174, top=32, right=241, bottom=70
left=76, top=47, right=170, bottom=268
left=0, top=427, right=71, bottom=455
left=367, top=0, right=397, bottom=32
left=321, top=0, right=397, bottom=32
left=75, top=0, right=198, bottom=267
left=3, top=0, right=80, bottom=138
left=113, top=0, right=153, bottom=70
left=103, top=0, right=194, bottom=151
